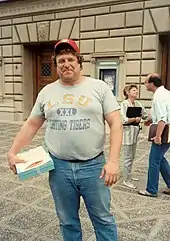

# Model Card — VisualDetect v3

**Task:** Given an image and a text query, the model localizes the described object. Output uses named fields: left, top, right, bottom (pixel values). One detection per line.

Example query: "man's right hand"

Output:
left=7, top=153, right=25, bottom=174
left=144, top=119, right=152, bottom=126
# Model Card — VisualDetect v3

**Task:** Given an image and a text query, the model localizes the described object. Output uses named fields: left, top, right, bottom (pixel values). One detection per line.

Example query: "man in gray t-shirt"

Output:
left=8, top=39, right=122, bottom=241
left=30, top=76, right=120, bottom=160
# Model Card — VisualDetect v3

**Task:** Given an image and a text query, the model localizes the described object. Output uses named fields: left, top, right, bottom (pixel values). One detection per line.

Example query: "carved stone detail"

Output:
left=0, top=0, right=130, bottom=18
left=37, top=22, right=50, bottom=42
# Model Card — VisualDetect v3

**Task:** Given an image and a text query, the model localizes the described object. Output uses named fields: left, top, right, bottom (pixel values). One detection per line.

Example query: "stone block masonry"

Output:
left=0, top=0, right=170, bottom=121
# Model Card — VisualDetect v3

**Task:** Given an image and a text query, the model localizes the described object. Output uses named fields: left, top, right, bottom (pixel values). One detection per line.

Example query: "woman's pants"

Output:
left=122, top=143, right=137, bottom=181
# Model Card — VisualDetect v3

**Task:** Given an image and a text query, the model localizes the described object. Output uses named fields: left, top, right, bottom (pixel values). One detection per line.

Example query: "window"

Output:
left=95, top=60, right=119, bottom=96
left=41, top=63, right=51, bottom=77
left=99, top=69, right=117, bottom=94
left=91, top=52, right=125, bottom=101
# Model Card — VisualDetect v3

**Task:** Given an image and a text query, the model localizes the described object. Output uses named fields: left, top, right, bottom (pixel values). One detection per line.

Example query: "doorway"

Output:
left=160, top=35, right=170, bottom=90
left=23, top=43, right=57, bottom=119
left=32, top=43, right=58, bottom=101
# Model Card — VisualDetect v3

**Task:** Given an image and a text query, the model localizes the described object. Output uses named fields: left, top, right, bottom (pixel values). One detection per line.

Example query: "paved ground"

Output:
left=0, top=122, right=170, bottom=241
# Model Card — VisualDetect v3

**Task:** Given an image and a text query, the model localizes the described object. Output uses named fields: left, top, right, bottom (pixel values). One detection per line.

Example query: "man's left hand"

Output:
left=151, top=136, right=162, bottom=145
left=100, top=161, right=118, bottom=186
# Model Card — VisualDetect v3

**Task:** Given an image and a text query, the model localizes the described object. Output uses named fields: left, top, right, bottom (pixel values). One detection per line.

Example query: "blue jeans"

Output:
left=49, top=153, right=118, bottom=241
left=146, top=143, right=170, bottom=194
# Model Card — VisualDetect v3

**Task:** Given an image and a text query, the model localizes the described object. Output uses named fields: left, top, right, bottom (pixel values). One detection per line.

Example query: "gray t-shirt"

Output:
left=30, top=77, right=120, bottom=160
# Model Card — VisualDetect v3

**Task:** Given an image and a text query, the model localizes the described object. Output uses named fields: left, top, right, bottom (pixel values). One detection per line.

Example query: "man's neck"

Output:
left=153, top=85, right=163, bottom=93
left=59, top=75, right=85, bottom=86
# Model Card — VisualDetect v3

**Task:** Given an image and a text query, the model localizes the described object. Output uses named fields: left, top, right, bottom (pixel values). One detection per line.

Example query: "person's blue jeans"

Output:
left=146, top=142, right=170, bottom=194
left=49, top=153, right=118, bottom=241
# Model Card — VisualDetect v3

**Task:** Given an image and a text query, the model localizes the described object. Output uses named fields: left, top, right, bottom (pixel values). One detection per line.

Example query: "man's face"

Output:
left=56, top=53, right=81, bottom=82
left=144, top=78, right=153, bottom=91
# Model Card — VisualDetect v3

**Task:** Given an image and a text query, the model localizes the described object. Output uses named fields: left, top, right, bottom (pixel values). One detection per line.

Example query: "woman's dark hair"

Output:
left=123, top=84, right=138, bottom=99
left=148, top=75, right=162, bottom=87
left=53, top=48, right=84, bottom=70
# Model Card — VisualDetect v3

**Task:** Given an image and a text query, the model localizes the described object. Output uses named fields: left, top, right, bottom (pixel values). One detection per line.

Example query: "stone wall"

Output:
left=0, top=0, right=170, bottom=121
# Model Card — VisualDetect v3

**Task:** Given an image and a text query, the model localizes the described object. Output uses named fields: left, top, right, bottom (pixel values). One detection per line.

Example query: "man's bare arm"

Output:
left=156, top=120, right=166, bottom=138
left=8, top=116, right=45, bottom=156
left=105, top=110, right=123, bottom=163
left=100, top=110, right=122, bottom=186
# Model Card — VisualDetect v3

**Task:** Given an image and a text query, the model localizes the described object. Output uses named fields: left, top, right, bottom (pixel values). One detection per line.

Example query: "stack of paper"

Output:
left=16, top=146, right=54, bottom=180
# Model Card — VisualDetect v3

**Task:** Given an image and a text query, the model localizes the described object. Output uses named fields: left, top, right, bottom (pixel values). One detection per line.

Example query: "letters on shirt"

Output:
left=48, top=94, right=92, bottom=109
left=47, top=94, right=92, bottom=131
left=48, top=119, right=91, bottom=131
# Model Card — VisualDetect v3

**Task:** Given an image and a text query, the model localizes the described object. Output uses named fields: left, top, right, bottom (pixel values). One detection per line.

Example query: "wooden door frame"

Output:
left=160, top=35, right=170, bottom=90
left=32, top=52, right=38, bottom=103
left=31, top=43, right=56, bottom=102
left=161, top=40, right=168, bottom=86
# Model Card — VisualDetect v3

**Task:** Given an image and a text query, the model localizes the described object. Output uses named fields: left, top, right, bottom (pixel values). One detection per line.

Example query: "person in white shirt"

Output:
left=138, top=73, right=170, bottom=197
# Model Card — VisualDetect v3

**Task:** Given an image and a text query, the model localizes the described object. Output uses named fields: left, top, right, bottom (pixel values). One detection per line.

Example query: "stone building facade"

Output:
left=0, top=0, right=170, bottom=121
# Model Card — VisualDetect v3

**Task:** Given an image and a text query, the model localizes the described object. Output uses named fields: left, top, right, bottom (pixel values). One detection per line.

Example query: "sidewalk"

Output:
left=0, top=123, right=170, bottom=241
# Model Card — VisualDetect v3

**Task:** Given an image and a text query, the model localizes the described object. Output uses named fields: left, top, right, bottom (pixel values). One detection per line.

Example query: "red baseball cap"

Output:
left=54, top=39, right=80, bottom=54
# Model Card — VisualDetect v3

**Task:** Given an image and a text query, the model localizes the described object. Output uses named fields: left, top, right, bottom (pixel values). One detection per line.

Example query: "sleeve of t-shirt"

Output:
left=30, top=91, right=45, bottom=118
left=102, top=83, right=120, bottom=115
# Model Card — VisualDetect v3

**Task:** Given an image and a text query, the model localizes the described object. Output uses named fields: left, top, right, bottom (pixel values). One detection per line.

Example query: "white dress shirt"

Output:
left=151, top=86, right=170, bottom=124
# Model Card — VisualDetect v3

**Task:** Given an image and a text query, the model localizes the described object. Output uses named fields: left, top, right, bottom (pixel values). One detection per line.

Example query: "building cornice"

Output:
left=0, top=0, right=145, bottom=18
